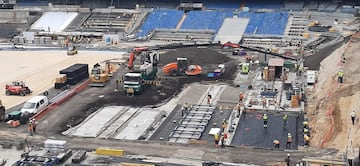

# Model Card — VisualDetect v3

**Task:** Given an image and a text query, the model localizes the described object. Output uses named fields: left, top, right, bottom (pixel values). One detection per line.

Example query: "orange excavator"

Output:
left=162, top=58, right=202, bottom=76
left=128, top=46, right=150, bottom=71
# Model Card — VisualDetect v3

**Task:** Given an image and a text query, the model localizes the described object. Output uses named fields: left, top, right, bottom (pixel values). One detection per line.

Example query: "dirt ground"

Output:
left=31, top=46, right=239, bottom=134
left=0, top=50, right=121, bottom=109
left=307, top=32, right=360, bottom=153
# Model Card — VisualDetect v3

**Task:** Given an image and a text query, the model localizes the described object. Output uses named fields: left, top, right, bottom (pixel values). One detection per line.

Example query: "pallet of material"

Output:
left=71, top=150, right=86, bottom=164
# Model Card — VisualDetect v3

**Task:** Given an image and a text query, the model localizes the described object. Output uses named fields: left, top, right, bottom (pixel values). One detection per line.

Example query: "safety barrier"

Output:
left=95, top=148, right=124, bottom=157
left=32, top=79, right=90, bottom=120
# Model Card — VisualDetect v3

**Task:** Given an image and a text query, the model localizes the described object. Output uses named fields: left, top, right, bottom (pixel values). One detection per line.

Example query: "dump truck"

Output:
left=123, top=51, right=159, bottom=96
left=123, top=62, right=157, bottom=95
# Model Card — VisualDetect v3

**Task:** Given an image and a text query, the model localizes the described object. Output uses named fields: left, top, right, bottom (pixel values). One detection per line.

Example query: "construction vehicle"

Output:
left=207, top=64, right=225, bottom=78
left=128, top=46, right=151, bottom=71
left=222, top=41, right=240, bottom=48
left=162, top=58, right=202, bottom=76
left=123, top=51, right=159, bottom=96
left=67, top=46, right=78, bottom=55
left=5, top=81, right=32, bottom=96
left=240, top=63, right=250, bottom=74
left=0, top=100, right=5, bottom=121
left=89, top=63, right=110, bottom=87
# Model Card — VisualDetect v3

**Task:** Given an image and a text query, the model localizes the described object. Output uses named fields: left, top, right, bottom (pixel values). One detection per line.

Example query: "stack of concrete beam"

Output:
left=59, top=64, right=89, bottom=85
left=169, top=105, right=215, bottom=143
left=44, top=139, right=67, bottom=152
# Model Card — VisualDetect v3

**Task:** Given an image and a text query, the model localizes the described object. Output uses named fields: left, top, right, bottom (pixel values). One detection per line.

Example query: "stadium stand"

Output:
left=79, top=10, right=137, bottom=33
left=244, top=0, right=282, bottom=10
left=318, top=1, right=339, bottom=12
left=65, top=13, right=91, bottom=32
left=303, top=0, right=319, bottom=10
left=180, top=11, right=233, bottom=31
left=150, top=29, right=215, bottom=43
left=283, top=0, right=305, bottom=11
left=136, top=9, right=183, bottom=38
left=238, top=12, right=289, bottom=35
left=16, top=0, right=48, bottom=6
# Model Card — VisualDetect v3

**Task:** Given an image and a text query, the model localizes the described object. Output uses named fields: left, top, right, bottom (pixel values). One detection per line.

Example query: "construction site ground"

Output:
left=1, top=32, right=360, bottom=165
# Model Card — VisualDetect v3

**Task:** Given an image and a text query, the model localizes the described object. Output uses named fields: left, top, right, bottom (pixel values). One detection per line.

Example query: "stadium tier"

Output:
left=136, top=9, right=183, bottom=38
left=180, top=11, right=233, bottom=31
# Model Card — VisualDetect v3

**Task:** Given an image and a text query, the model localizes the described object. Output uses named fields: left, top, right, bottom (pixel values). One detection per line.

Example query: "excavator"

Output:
left=128, top=46, right=151, bottom=71
left=67, top=45, right=78, bottom=56
left=89, top=62, right=111, bottom=87
left=162, top=57, right=202, bottom=76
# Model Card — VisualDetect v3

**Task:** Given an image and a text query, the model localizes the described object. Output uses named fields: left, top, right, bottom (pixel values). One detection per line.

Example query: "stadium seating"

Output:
left=238, top=12, right=289, bottom=35
left=180, top=11, right=233, bottom=32
left=136, top=9, right=183, bottom=38
left=283, top=0, right=305, bottom=11
left=245, top=0, right=282, bottom=10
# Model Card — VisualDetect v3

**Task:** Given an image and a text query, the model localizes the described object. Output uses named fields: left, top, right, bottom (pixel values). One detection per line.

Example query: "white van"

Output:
left=307, top=70, right=316, bottom=85
left=20, top=95, right=49, bottom=115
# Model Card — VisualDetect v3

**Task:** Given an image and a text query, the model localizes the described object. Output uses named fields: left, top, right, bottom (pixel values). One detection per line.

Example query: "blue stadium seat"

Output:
left=180, top=11, right=233, bottom=32
left=136, top=9, right=183, bottom=38
left=238, top=12, right=289, bottom=35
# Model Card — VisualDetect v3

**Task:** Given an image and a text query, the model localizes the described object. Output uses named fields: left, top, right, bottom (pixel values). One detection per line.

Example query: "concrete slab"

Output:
left=230, top=111, right=300, bottom=150
left=31, top=12, right=78, bottom=32
left=173, top=149, right=204, bottom=160
left=98, top=107, right=138, bottom=138
left=115, top=109, right=160, bottom=140
left=63, top=106, right=125, bottom=137
left=178, top=85, right=209, bottom=105
left=214, top=17, right=249, bottom=44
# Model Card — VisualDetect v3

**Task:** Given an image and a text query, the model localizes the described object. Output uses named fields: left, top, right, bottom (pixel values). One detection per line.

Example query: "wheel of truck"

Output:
left=20, top=91, right=26, bottom=96
left=43, top=91, right=49, bottom=96
left=5, top=90, right=10, bottom=96
left=26, top=88, right=31, bottom=94
left=170, top=69, right=177, bottom=76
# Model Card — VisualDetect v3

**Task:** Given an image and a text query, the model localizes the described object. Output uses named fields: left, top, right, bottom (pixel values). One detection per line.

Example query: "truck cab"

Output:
left=123, top=62, right=157, bottom=95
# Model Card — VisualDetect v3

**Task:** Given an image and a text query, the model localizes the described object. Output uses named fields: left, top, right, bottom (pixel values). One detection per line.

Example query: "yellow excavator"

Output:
left=89, top=63, right=111, bottom=87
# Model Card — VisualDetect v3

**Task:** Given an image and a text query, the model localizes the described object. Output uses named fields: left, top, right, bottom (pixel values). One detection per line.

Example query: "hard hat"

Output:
left=287, top=154, right=290, bottom=157
left=264, top=113, right=267, bottom=116
left=288, top=133, right=291, bottom=136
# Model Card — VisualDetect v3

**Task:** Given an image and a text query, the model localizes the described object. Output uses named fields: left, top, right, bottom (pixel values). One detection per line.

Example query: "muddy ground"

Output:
left=37, top=46, right=239, bottom=134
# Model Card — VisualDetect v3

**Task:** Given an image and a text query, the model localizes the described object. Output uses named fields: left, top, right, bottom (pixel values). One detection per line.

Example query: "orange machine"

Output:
left=128, top=46, right=149, bottom=71
left=162, top=58, right=202, bottom=76
left=222, top=41, right=240, bottom=48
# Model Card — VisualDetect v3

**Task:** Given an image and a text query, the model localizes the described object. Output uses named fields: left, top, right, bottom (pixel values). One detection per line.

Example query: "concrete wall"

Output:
left=0, top=10, right=29, bottom=23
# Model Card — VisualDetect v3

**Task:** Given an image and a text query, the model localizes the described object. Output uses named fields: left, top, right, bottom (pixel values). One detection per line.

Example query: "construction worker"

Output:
left=207, top=94, right=212, bottom=105
left=237, top=103, right=241, bottom=118
left=222, top=119, right=228, bottom=130
left=283, top=114, right=288, bottom=128
left=286, top=133, right=293, bottom=149
left=214, top=133, right=220, bottom=147
left=262, top=97, right=267, bottom=108
left=303, top=120, right=309, bottom=129
left=262, top=113, right=268, bottom=128
left=338, top=70, right=344, bottom=83
left=31, top=118, right=37, bottom=133
left=351, top=109, right=356, bottom=126
left=304, top=127, right=310, bottom=137
left=219, top=133, right=225, bottom=148
left=181, top=103, right=189, bottom=117
left=239, top=92, right=244, bottom=103
left=304, top=134, right=310, bottom=146
left=28, top=123, right=33, bottom=136
left=273, top=139, right=280, bottom=149
left=285, top=154, right=291, bottom=166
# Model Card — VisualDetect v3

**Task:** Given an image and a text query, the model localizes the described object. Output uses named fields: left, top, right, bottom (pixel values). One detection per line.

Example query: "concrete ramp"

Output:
left=114, top=109, right=160, bottom=140
left=31, top=12, right=78, bottom=32
left=62, top=106, right=127, bottom=137
left=213, top=17, right=249, bottom=44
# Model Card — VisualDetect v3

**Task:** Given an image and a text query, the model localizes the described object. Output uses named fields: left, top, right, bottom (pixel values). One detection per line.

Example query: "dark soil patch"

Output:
left=56, top=47, right=238, bottom=133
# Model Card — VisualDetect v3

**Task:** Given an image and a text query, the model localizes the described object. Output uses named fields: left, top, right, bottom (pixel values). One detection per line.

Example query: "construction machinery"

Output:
left=128, top=46, right=151, bottom=71
left=89, top=63, right=111, bottom=87
left=207, top=64, right=225, bottom=78
left=0, top=100, right=5, bottom=122
left=162, top=58, right=202, bottom=76
left=5, top=81, right=32, bottom=96
left=222, top=41, right=240, bottom=48
left=123, top=50, right=159, bottom=96
left=67, top=46, right=78, bottom=55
